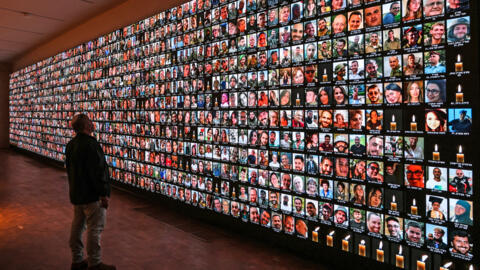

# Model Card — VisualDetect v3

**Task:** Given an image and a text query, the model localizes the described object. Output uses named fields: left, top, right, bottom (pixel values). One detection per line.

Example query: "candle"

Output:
left=322, top=68, right=328, bottom=82
left=296, top=93, right=300, bottom=106
left=391, top=195, right=397, bottom=211
left=376, top=241, right=384, bottom=262
left=232, top=187, right=236, bottom=198
left=410, top=115, right=417, bottom=131
left=456, top=85, right=464, bottom=103
left=390, top=115, right=397, bottom=131
left=432, top=144, right=440, bottom=161
left=456, top=145, right=464, bottom=163
left=439, top=262, right=452, bottom=270
left=411, top=199, right=418, bottom=215
left=312, top=227, right=320, bottom=242
left=396, top=255, right=404, bottom=268
left=326, top=231, right=334, bottom=247
left=342, top=235, right=351, bottom=252
left=358, top=240, right=366, bottom=257
left=455, top=54, right=463, bottom=72
left=416, top=255, right=428, bottom=270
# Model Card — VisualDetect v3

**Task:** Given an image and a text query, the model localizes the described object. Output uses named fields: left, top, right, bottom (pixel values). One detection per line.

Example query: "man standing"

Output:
left=66, top=114, right=115, bottom=270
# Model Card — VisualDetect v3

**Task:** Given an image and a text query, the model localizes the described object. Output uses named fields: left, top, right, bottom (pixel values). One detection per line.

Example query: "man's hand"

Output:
left=100, top=196, right=109, bottom=209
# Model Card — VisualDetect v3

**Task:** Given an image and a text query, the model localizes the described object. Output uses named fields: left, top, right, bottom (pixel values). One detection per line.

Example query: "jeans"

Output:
left=69, top=201, right=107, bottom=267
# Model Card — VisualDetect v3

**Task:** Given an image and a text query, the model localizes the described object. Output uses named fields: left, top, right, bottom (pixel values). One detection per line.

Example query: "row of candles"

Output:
left=312, top=230, right=474, bottom=270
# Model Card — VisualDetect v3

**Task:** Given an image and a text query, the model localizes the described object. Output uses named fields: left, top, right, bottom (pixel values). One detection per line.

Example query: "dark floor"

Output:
left=0, top=149, right=331, bottom=270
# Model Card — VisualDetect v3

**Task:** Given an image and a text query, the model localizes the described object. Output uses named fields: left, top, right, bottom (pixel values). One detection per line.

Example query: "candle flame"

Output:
left=421, top=255, right=428, bottom=262
left=398, top=246, right=403, bottom=255
left=459, top=145, right=463, bottom=154
left=324, top=68, right=327, bottom=74
left=434, top=144, right=438, bottom=152
left=392, top=195, right=396, bottom=202
left=413, top=198, right=416, bottom=206
left=457, top=84, right=462, bottom=92
left=392, top=115, right=395, bottom=122
left=412, top=115, right=416, bottom=122
left=469, top=264, right=474, bottom=270
left=379, top=241, right=383, bottom=250
left=314, top=226, right=320, bottom=232
left=329, top=230, right=335, bottom=236
left=345, top=235, right=351, bottom=240
left=457, top=54, right=461, bottom=62
left=443, top=262, right=452, bottom=268
left=360, top=239, right=365, bottom=245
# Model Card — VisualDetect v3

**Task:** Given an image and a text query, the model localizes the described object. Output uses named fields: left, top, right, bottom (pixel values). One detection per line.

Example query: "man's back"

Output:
left=66, top=133, right=110, bottom=205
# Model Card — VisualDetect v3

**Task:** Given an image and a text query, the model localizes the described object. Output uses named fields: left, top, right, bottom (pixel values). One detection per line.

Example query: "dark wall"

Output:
left=0, top=63, right=11, bottom=148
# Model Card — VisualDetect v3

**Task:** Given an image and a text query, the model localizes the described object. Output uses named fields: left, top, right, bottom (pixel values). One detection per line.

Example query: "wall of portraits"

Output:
left=9, top=0, right=477, bottom=268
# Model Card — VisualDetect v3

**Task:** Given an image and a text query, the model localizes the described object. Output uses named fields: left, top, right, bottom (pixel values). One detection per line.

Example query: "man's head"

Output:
left=386, top=217, right=400, bottom=237
left=450, top=230, right=470, bottom=255
left=406, top=221, right=422, bottom=243
left=71, top=114, right=94, bottom=134
left=367, top=212, right=381, bottom=233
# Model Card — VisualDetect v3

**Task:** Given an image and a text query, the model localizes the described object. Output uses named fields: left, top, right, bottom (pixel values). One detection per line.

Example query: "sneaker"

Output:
left=87, top=262, right=116, bottom=270
left=71, top=260, right=88, bottom=270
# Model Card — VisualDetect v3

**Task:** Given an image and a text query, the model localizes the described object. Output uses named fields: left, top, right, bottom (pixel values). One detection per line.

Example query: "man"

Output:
left=334, top=136, right=348, bottom=153
left=334, top=207, right=348, bottom=226
left=304, top=65, right=317, bottom=84
left=425, top=51, right=446, bottom=74
left=447, top=17, right=470, bottom=43
left=350, top=136, right=366, bottom=155
left=332, top=14, right=346, bottom=34
left=448, top=110, right=472, bottom=133
left=383, top=2, right=400, bottom=24
left=348, top=11, right=362, bottom=31
left=284, top=215, right=295, bottom=233
left=427, top=196, right=446, bottom=220
left=334, top=63, right=347, bottom=81
left=404, top=27, right=420, bottom=48
left=292, top=46, right=303, bottom=63
left=426, top=167, right=447, bottom=191
left=249, top=207, right=260, bottom=223
left=366, top=162, right=383, bottom=182
left=406, top=164, right=424, bottom=188
left=424, top=0, right=444, bottom=16
left=320, top=180, right=332, bottom=198
left=366, top=136, right=383, bottom=156
left=367, top=84, right=382, bottom=104
left=335, top=158, right=349, bottom=178
left=304, top=22, right=315, bottom=39
left=366, top=212, right=381, bottom=233
left=426, top=227, right=448, bottom=250
left=319, top=157, right=334, bottom=176
left=349, top=209, right=364, bottom=231
left=425, top=22, right=445, bottom=46
left=386, top=217, right=402, bottom=239
left=279, top=5, right=290, bottom=24
left=364, top=5, right=381, bottom=28
left=317, top=18, right=330, bottom=37
left=306, top=202, right=317, bottom=218
left=272, top=214, right=282, bottom=230
left=388, top=56, right=402, bottom=77
left=365, top=59, right=382, bottom=79
left=403, top=54, right=423, bottom=76
left=319, top=134, right=333, bottom=152
left=405, top=136, right=423, bottom=159
left=446, top=0, right=469, bottom=13
left=348, top=60, right=363, bottom=80
left=405, top=221, right=423, bottom=244
left=333, top=39, right=347, bottom=58
left=450, top=169, right=471, bottom=194
left=319, top=41, right=332, bottom=59
left=450, top=230, right=472, bottom=256
left=294, top=155, right=304, bottom=172
left=293, top=197, right=303, bottom=215
left=365, top=33, right=381, bottom=53
left=66, top=114, right=115, bottom=270
left=384, top=29, right=401, bottom=51
left=260, top=210, right=271, bottom=226
left=291, top=23, right=303, bottom=41
left=348, top=35, right=363, bottom=56
left=321, top=203, right=333, bottom=221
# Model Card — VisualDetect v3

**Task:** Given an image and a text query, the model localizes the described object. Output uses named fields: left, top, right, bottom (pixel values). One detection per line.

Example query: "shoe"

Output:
left=87, top=262, right=116, bottom=270
left=71, top=260, right=88, bottom=270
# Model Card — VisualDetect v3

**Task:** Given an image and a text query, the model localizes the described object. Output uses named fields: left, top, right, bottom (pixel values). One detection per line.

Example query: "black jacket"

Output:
left=65, top=133, right=111, bottom=205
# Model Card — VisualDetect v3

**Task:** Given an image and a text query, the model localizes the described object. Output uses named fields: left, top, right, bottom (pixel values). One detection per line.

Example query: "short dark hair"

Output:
left=71, top=114, right=90, bottom=133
